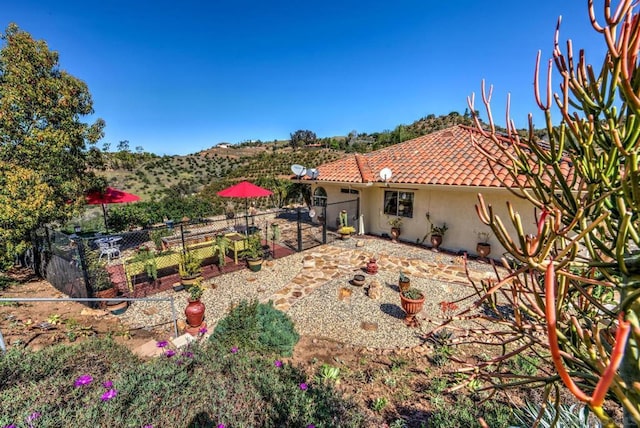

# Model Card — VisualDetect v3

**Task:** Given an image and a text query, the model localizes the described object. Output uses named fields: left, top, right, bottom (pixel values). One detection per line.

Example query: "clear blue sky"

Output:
left=4, top=1, right=605, bottom=155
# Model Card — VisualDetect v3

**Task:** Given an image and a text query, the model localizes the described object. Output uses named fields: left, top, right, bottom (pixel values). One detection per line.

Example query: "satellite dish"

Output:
left=291, top=164, right=307, bottom=178
left=306, top=168, right=319, bottom=179
left=379, top=167, right=393, bottom=181
left=309, top=208, right=316, bottom=218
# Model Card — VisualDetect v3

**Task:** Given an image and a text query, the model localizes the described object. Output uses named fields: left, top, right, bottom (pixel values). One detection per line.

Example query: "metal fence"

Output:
left=31, top=208, right=321, bottom=300
left=31, top=229, right=89, bottom=302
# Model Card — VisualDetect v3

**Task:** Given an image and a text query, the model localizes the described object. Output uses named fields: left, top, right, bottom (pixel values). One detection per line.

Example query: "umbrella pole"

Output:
left=102, top=204, right=109, bottom=233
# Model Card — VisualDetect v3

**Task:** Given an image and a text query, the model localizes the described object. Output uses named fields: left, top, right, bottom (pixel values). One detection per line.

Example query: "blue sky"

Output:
left=4, top=1, right=604, bottom=155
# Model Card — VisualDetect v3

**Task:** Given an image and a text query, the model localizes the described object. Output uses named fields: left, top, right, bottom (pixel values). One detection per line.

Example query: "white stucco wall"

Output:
left=313, top=183, right=538, bottom=258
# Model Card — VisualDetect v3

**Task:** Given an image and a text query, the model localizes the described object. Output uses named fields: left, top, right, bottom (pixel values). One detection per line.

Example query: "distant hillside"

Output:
left=98, top=111, right=480, bottom=201
left=99, top=144, right=343, bottom=201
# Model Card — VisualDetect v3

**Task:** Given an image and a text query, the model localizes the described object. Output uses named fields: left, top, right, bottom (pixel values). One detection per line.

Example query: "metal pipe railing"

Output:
left=0, top=296, right=179, bottom=353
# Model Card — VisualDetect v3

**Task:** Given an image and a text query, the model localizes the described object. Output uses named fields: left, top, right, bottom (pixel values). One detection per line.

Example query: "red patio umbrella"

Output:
left=86, top=187, right=141, bottom=232
left=217, top=181, right=273, bottom=232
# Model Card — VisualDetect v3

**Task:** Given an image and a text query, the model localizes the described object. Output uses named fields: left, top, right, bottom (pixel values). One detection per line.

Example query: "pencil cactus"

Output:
left=461, top=1, right=640, bottom=425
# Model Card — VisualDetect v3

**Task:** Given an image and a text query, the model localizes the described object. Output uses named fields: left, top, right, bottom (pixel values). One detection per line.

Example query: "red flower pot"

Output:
left=185, top=299, right=206, bottom=327
left=399, top=292, right=425, bottom=327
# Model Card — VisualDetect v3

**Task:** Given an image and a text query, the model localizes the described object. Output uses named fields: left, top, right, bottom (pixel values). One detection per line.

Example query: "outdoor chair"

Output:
left=98, top=241, right=120, bottom=261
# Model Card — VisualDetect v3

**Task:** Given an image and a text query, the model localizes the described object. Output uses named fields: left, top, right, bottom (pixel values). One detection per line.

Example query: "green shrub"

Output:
left=428, top=396, right=516, bottom=428
left=0, top=338, right=370, bottom=427
left=210, top=300, right=300, bottom=357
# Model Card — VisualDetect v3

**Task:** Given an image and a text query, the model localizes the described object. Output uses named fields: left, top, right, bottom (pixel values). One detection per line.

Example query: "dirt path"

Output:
left=0, top=268, right=157, bottom=352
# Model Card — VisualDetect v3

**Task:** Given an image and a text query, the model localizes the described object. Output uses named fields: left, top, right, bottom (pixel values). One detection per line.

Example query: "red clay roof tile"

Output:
left=308, top=125, right=572, bottom=188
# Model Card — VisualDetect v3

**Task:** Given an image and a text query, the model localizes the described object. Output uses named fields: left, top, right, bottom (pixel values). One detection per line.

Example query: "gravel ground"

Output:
left=118, top=236, right=495, bottom=349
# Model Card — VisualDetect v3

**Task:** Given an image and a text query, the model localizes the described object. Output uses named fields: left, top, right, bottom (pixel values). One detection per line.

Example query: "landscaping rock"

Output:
left=360, top=321, right=378, bottom=331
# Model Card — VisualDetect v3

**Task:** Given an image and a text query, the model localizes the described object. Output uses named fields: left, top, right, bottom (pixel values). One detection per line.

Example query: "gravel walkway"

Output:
left=117, top=236, right=498, bottom=350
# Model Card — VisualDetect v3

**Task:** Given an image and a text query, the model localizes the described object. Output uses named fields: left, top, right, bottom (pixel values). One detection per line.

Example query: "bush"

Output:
left=0, top=338, right=370, bottom=427
left=428, top=395, right=516, bottom=427
left=210, top=300, right=300, bottom=357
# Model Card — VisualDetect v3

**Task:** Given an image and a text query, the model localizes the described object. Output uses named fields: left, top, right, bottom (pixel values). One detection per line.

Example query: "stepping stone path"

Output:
left=267, top=245, right=488, bottom=311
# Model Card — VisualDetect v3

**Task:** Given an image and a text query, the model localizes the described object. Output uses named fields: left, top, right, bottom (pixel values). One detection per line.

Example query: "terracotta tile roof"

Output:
left=308, top=125, right=573, bottom=188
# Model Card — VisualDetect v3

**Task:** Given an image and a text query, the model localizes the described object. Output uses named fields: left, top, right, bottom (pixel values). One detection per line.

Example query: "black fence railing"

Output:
left=33, top=208, right=322, bottom=300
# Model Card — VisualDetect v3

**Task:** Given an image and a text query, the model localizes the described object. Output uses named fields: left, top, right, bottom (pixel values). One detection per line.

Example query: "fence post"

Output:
left=297, top=208, right=303, bottom=252
left=180, top=223, right=186, bottom=251
left=322, top=205, right=327, bottom=244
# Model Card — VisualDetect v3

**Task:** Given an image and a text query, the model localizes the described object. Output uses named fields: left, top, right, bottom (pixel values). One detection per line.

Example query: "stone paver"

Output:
left=267, top=244, right=488, bottom=311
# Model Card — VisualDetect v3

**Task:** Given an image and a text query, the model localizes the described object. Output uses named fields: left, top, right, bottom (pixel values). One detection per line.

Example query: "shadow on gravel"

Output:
left=380, top=303, right=405, bottom=320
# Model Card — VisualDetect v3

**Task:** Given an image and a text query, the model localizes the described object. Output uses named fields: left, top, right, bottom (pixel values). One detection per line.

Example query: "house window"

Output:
left=340, top=188, right=359, bottom=194
left=313, top=187, right=327, bottom=207
left=384, top=190, right=413, bottom=218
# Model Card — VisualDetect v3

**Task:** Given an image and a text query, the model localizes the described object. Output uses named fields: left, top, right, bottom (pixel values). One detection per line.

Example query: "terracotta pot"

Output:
left=390, top=227, right=401, bottom=243
left=340, top=233, right=350, bottom=240
left=399, top=278, right=411, bottom=293
left=185, top=299, right=206, bottom=327
left=476, top=243, right=491, bottom=258
left=430, top=234, right=443, bottom=249
left=366, top=258, right=378, bottom=275
left=94, top=287, right=117, bottom=309
left=400, top=292, right=425, bottom=327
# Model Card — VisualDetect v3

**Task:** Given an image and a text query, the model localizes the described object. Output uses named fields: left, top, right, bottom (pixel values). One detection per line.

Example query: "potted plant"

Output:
left=184, top=280, right=205, bottom=329
left=212, top=234, right=231, bottom=267
left=399, top=287, right=425, bottom=327
left=150, top=228, right=170, bottom=251
left=240, top=233, right=264, bottom=272
left=388, top=217, right=403, bottom=242
left=337, top=209, right=355, bottom=239
left=179, top=250, right=202, bottom=286
left=132, top=245, right=158, bottom=282
left=476, top=231, right=491, bottom=258
left=398, top=270, right=410, bottom=292
left=430, top=223, right=448, bottom=250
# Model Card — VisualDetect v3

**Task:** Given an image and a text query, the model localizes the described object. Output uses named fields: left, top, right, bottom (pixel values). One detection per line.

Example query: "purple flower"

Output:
left=4, top=424, right=17, bottom=428
left=181, top=351, right=194, bottom=358
left=231, top=346, right=238, bottom=354
left=103, top=380, right=113, bottom=389
left=74, top=374, right=93, bottom=387
left=165, top=349, right=176, bottom=358
left=274, top=360, right=283, bottom=368
left=143, top=425, right=153, bottom=428
left=26, top=411, right=41, bottom=428
left=199, top=327, right=208, bottom=334
left=299, top=383, right=308, bottom=391
left=175, top=359, right=184, bottom=366
left=26, top=412, right=41, bottom=422
left=307, top=425, right=315, bottom=428
left=101, top=388, right=118, bottom=401
left=217, top=424, right=226, bottom=428
left=156, top=340, right=168, bottom=348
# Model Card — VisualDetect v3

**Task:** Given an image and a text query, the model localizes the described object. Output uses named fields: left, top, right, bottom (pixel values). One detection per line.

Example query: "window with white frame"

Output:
left=313, top=187, right=327, bottom=207
left=383, top=190, right=414, bottom=218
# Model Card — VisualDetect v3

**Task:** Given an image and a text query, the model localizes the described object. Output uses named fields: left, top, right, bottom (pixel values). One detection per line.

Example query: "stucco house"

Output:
left=298, top=125, right=552, bottom=257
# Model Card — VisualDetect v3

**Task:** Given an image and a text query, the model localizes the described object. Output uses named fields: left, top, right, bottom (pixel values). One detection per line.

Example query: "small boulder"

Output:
left=367, top=279, right=382, bottom=300
left=360, top=321, right=378, bottom=331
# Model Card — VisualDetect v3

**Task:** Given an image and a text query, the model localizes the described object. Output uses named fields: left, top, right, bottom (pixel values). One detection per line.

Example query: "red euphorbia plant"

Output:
left=430, top=0, right=640, bottom=426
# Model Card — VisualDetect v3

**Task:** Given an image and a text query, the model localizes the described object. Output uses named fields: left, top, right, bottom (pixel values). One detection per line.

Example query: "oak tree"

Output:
left=0, top=24, right=105, bottom=266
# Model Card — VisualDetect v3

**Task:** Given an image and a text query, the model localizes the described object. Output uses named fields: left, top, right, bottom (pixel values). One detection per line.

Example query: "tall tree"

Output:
left=289, top=129, right=317, bottom=148
left=0, top=23, right=105, bottom=265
